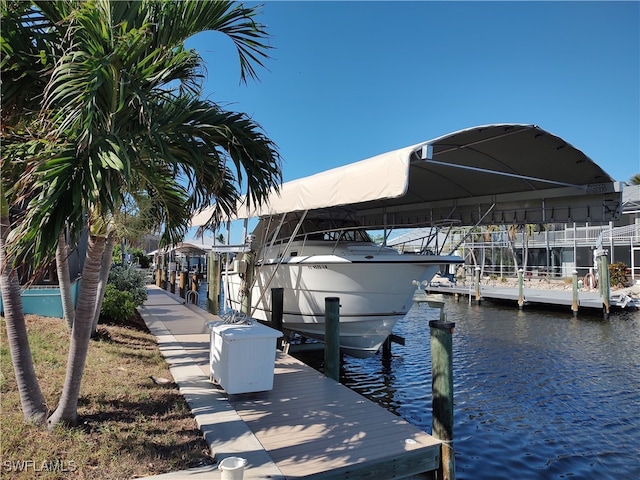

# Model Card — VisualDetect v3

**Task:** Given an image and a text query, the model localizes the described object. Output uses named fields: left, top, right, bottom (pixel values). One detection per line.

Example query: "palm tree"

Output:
left=630, top=173, right=640, bottom=185
left=2, top=0, right=281, bottom=428
left=1, top=186, right=48, bottom=423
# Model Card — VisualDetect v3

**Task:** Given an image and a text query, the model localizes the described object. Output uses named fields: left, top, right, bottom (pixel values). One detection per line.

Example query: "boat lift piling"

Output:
left=240, top=251, right=255, bottom=316
left=324, top=297, right=341, bottom=382
left=206, top=251, right=221, bottom=314
left=270, top=287, right=286, bottom=351
left=596, top=250, right=611, bottom=317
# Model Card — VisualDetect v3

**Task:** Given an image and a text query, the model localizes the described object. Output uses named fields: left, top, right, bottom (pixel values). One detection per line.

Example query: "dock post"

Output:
left=207, top=252, right=220, bottom=314
left=518, top=268, right=524, bottom=309
left=240, top=251, right=255, bottom=316
left=474, top=266, right=481, bottom=304
left=271, top=288, right=285, bottom=351
left=190, top=273, right=198, bottom=303
left=179, top=271, right=186, bottom=298
left=324, top=297, right=340, bottom=382
left=271, top=288, right=284, bottom=331
left=169, top=270, right=176, bottom=294
left=571, top=269, right=579, bottom=317
left=429, top=320, right=456, bottom=480
left=597, top=250, right=611, bottom=317
left=382, top=336, right=392, bottom=360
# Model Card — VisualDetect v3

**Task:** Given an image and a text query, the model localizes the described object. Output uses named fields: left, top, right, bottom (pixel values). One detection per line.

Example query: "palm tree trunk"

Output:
left=47, top=234, right=105, bottom=429
left=0, top=196, right=47, bottom=424
left=56, top=231, right=75, bottom=330
left=91, top=231, right=116, bottom=336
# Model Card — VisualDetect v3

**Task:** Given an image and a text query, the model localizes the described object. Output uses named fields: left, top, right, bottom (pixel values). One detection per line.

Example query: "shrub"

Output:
left=609, top=262, right=629, bottom=288
left=107, top=264, right=148, bottom=307
left=131, top=247, right=151, bottom=268
left=101, top=285, right=136, bottom=322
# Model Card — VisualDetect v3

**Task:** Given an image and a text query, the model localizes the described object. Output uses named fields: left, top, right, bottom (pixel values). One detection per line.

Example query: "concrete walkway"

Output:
left=138, top=286, right=284, bottom=479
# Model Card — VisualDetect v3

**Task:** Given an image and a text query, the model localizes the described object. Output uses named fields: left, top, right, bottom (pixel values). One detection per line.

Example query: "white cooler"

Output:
left=208, top=321, right=282, bottom=394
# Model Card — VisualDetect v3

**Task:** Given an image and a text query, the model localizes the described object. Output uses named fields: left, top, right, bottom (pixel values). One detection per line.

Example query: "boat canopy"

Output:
left=191, top=124, right=623, bottom=229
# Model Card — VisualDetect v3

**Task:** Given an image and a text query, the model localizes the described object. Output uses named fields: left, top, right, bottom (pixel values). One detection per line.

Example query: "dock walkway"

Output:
left=139, top=286, right=441, bottom=479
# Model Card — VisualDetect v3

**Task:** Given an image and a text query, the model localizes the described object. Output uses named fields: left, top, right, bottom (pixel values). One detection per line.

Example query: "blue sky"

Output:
left=185, top=1, right=639, bottom=242
left=187, top=1, right=639, bottom=185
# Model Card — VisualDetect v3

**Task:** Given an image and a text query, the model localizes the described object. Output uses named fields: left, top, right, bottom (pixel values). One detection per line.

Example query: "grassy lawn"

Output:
left=0, top=313, right=213, bottom=479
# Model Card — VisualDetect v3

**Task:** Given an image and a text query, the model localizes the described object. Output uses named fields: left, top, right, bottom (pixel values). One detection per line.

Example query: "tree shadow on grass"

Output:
left=77, top=391, right=215, bottom=470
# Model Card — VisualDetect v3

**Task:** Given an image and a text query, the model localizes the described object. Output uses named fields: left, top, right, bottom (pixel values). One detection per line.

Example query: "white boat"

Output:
left=223, top=209, right=462, bottom=358
left=192, top=124, right=622, bottom=358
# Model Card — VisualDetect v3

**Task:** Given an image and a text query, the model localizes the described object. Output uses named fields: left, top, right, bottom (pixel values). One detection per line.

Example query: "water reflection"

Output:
left=297, top=298, right=640, bottom=480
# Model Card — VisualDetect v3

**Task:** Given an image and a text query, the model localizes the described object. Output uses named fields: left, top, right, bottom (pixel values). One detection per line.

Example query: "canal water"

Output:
left=200, top=285, right=639, bottom=478
left=331, top=299, right=640, bottom=479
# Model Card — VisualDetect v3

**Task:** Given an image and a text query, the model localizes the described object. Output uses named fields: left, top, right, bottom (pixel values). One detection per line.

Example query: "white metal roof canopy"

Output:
left=190, top=124, right=623, bottom=229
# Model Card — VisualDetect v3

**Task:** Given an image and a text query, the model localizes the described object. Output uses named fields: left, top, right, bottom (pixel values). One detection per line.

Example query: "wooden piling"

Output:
left=271, top=288, right=284, bottom=350
left=169, top=270, right=176, bottom=294
left=240, top=252, right=255, bottom=316
left=474, top=266, right=481, bottom=303
left=382, top=336, right=392, bottom=359
left=324, top=297, right=340, bottom=382
left=179, top=271, right=186, bottom=298
left=207, top=252, right=220, bottom=314
left=598, top=251, right=611, bottom=316
left=429, top=320, right=456, bottom=480
left=518, top=268, right=524, bottom=309
left=571, top=269, right=579, bottom=317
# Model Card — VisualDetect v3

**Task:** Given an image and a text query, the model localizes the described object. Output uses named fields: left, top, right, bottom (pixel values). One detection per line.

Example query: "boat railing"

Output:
left=211, top=244, right=251, bottom=254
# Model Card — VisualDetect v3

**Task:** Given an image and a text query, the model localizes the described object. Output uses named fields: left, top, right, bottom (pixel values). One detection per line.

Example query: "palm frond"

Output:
left=5, top=0, right=280, bottom=271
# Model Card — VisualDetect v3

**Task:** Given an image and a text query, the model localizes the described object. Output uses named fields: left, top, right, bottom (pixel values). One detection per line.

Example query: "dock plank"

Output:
left=230, top=352, right=440, bottom=478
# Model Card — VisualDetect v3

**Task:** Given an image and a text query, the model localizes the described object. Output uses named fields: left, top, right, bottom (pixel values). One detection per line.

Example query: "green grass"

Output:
left=1, top=314, right=212, bottom=479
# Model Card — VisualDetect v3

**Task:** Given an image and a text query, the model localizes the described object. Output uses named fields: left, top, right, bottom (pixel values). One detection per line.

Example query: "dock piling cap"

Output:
left=429, top=320, right=455, bottom=333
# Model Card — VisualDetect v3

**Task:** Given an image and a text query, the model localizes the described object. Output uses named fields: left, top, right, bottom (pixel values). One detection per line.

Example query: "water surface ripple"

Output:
left=335, top=298, right=640, bottom=479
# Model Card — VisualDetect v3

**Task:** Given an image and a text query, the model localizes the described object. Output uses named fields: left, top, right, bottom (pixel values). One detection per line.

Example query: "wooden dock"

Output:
left=231, top=352, right=440, bottom=479
left=421, top=282, right=638, bottom=310
left=140, top=286, right=441, bottom=479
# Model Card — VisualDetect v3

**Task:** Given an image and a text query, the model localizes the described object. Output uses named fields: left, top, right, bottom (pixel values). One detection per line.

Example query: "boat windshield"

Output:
left=255, top=210, right=375, bottom=245
left=295, top=218, right=372, bottom=242
left=267, top=217, right=372, bottom=243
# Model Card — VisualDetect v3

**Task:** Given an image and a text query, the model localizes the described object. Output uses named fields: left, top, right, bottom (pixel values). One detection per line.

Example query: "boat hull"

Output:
left=223, top=257, right=448, bottom=358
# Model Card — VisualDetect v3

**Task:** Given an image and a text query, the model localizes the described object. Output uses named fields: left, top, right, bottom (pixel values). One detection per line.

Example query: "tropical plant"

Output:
left=1, top=0, right=281, bottom=428
left=105, top=264, right=148, bottom=308
left=100, top=285, right=136, bottom=323
left=630, top=173, right=640, bottom=185
left=1, top=185, right=48, bottom=423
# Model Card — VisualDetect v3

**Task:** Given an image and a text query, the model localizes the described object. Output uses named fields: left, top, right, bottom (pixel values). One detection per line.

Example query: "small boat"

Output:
left=192, top=124, right=621, bottom=358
